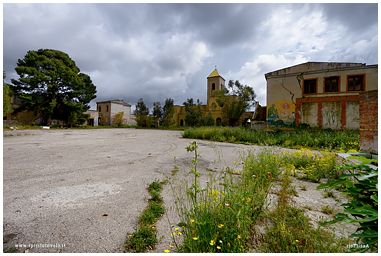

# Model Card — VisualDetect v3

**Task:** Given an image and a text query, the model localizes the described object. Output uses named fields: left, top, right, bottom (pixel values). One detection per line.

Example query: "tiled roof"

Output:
left=208, top=69, right=223, bottom=78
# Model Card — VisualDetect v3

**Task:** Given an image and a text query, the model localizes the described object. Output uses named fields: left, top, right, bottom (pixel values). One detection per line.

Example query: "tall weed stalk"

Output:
left=170, top=144, right=280, bottom=253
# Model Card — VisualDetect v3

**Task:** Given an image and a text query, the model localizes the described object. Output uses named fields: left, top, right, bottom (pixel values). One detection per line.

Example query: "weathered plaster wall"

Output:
left=345, top=101, right=359, bottom=129
left=267, top=62, right=378, bottom=129
left=110, top=103, right=131, bottom=125
left=322, top=101, right=341, bottom=129
left=97, top=103, right=110, bottom=125
left=301, top=102, right=318, bottom=127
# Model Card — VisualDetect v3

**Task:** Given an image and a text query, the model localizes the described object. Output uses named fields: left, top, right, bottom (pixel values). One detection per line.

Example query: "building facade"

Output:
left=265, top=62, right=378, bottom=129
left=96, top=100, right=134, bottom=126
left=173, top=69, right=253, bottom=127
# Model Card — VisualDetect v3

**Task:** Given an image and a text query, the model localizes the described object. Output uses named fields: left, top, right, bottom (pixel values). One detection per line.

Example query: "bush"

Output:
left=112, top=111, right=124, bottom=126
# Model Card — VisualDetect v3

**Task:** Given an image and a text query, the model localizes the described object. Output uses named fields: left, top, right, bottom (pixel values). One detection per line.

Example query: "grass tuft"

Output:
left=125, top=179, right=165, bottom=252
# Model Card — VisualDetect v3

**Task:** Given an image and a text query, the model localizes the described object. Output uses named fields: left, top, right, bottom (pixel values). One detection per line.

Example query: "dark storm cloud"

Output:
left=3, top=3, right=378, bottom=110
left=321, top=3, right=378, bottom=33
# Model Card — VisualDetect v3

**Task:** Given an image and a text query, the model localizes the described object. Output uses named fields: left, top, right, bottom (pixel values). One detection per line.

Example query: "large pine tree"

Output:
left=10, top=49, right=97, bottom=126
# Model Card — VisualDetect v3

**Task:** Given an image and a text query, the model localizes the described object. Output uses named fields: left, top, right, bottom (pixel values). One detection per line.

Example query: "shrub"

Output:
left=112, top=111, right=124, bottom=126
left=317, top=163, right=378, bottom=252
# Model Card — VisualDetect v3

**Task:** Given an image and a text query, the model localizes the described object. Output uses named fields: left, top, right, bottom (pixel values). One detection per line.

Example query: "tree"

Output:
left=112, top=111, right=124, bottom=126
left=213, top=80, right=256, bottom=126
left=183, top=98, right=215, bottom=127
left=184, top=98, right=202, bottom=127
left=161, top=98, right=175, bottom=127
left=152, top=102, right=163, bottom=127
left=10, top=49, right=97, bottom=126
left=203, top=112, right=215, bottom=127
left=3, top=72, right=12, bottom=119
left=134, top=98, right=150, bottom=127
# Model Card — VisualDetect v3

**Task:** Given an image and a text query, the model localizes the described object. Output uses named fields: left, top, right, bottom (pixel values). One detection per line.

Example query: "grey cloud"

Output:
left=320, top=3, right=378, bottom=33
left=3, top=3, right=378, bottom=111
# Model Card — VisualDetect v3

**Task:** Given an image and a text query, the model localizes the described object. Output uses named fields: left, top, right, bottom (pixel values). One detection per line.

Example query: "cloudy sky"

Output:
left=3, top=3, right=378, bottom=111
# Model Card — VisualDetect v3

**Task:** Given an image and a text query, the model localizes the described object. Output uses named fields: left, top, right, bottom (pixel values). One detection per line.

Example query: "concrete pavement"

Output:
left=3, top=128, right=257, bottom=253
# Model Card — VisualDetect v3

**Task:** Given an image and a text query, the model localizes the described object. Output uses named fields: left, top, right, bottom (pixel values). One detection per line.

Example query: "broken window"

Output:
left=98, top=106, right=101, bottom=112
left=106, top=105, right=109, bottom=112
left=303, top=79, right=317, bottom=94
left=348, top=75, right=364, bottom=91
left=324, top=76, right=339, bottom=92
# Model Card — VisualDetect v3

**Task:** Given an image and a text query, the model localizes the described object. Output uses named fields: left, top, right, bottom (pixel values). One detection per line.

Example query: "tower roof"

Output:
left=208, top=69, right=223, bottom=79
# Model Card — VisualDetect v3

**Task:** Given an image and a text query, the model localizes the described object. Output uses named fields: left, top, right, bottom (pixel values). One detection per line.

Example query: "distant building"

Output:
left=265, top=62, right=378, bottom=129
left=173, top=68, right=254, bottom=127
left=83, top=110, right=99, bottom=127
left=96, top=99, right=135, bottom=126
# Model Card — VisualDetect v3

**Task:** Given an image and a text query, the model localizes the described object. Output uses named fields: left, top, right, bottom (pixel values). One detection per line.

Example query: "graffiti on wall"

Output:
left=322, top=102, right=341, bottom=129
left=267, top=100, right=295, bottom=127
left=323, top=109, right=340, bottom=129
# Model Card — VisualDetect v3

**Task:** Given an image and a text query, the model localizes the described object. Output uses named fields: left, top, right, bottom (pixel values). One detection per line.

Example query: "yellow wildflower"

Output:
left=175, top=227, right=179, bottom=231
left=218, top=224, right=224, bottom=228
left=237, top=235, right=241, bottom=239
left=217, top=246, right=221, bottom=249
left=210, top=240, right=215, bottom=246
left=164, top=249, right=170, bottom=253
left=193, top=237, right=198, bottom=240
left=169, top=245, right=174, bottom=248
left=295, top=240, right=299, bottom=243
left=190, top=219, right=195, bottom=223
left=177, top=232, right=182, bottom=235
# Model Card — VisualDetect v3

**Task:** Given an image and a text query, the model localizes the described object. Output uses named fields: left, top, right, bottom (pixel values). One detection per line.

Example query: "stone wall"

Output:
left=359, top=90, right=378, bottom=154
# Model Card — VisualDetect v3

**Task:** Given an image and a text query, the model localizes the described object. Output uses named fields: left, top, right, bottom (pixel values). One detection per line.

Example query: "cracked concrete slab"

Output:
left=3, top=128, right=257, bottom=253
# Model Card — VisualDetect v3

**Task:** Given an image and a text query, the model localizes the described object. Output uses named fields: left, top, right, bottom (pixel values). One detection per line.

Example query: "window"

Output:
left=98, top=106, right=101, bottom=112
left=303, top=79, right=317, bottom=94
left=324, top=76, right=339, bottom=92
left=348, top=75, right=364, bottom=91
left=212, top=83, right=215, bottom=91
left=106, top=105, right=109, bottom=112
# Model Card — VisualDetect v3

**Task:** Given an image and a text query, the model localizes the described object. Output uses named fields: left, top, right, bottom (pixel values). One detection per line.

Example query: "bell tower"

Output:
left=207, top=68, right=225, bottom=106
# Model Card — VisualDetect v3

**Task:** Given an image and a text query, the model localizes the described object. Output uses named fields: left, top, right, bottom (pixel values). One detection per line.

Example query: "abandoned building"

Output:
left=172, top=68, right=255, bottom=127
left=265, top=62, right=378, bottom=130
left=96, top=99, right=136, bottom=126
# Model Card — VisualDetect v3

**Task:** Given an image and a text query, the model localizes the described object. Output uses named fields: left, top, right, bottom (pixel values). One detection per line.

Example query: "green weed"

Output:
left=317, top=163, right=378, bottom=252
left=259, top=167, right=349, bottom=253
left=125, top=180, right=165, bottom=252
left=182, top=126, right=359, bottom=151
left=321, top=205, right=335, bottom=215
left=169, top=144, right=280, bottom=253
